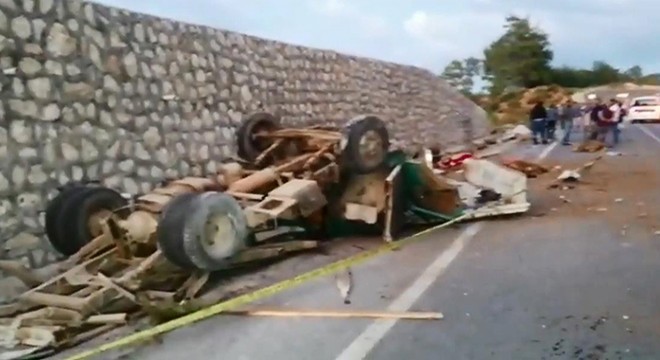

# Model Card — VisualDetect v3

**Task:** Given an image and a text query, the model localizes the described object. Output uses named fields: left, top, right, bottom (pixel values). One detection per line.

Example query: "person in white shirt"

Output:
left=608, top=98, right=622, bottom=146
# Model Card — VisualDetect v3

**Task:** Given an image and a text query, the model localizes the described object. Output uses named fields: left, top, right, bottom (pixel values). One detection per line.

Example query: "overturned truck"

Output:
left=0, top=113, right=534, bottom=355
left=44, top=113, right=396, bottom=271
left=44, top=112, right=530, bottom=273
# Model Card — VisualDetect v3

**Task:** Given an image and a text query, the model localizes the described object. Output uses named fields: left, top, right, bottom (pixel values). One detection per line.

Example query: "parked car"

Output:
left=625, top=95, right=660, bottom=123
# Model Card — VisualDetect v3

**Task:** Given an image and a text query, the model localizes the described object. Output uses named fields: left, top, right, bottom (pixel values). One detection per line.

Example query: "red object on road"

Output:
left=438, top=153, right=474, bottom=170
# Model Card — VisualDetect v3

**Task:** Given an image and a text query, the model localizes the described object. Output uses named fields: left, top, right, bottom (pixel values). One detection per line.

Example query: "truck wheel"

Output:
left=45, top=183, right=90, bottom=255
left=236, top=112, right=281, bottom=162
left=182, top=192, right=249, bottom=271
left=157, top=192, right=250, bottom=271
left=341, top=115, right=390, bottom=174
left=53, top=187, right=128, bottom=256
left=156, top=193, right=199, bottom=269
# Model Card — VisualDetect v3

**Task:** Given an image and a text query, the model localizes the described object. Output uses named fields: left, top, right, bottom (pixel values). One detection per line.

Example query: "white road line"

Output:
left=636, top=124, right=660, bottom=144
left=335, top=141, right=557, bottom=360
left=538, top=141, right=558, bottom=160
left=334, top=223, right=483, bottom=360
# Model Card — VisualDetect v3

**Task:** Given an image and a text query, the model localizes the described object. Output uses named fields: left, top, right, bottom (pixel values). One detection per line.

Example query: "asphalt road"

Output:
left=77, top=124, right=660, bottom=360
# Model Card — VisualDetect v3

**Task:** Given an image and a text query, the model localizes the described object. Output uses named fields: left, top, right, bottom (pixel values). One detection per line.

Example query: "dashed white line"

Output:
left=335, top=141, right=557, bottom=360
left=538, top=141, right=558, bottom=160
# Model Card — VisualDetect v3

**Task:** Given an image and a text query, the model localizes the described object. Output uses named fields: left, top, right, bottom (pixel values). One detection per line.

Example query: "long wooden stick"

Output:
left=255, top=139, right=284, bottom=166
left=0, top=260, right=44, bottom=287
left=221, top=308, right=443, bottom=320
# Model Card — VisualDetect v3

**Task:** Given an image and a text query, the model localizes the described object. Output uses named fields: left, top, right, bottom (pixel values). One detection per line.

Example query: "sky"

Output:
left=94, top=0, right=660, bottom=77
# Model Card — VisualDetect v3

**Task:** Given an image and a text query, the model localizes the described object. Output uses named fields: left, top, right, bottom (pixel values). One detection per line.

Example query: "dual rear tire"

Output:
left=237, top=113, right=390, bottom=174
left=45, top=183, right=128, bottom=256
left=45, top=184, right=250, bottom=271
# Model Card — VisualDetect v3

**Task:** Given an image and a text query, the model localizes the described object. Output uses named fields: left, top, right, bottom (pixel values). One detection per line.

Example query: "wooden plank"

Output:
left=230, top=241, right=319, bottom=264
left=21, top=249, right=116, bottom=297
left=20, top=292, right=88, bottom=311
left=152, top=183, right=194, bottom=196
left=255, top=138, right=285, bottom=166
left=222, top=308, right=443, bottom=320
left=274, top=153, right=315, bottom=173
left=68, top=233, right=113, bottom=264
left=60, top=323, right=119, bottom=348
left=86, top=313, right=127, bottom=325
left=0, top=303, right=29, bottom=317
left=137, top=193, right=172, bottom=207
left=184, top=272, right=210, bottom=299
left=171, top=177, right=216, bottom=191
left=0, top=260, right=44, bottom=287
left=0, top=307, right=82, bottom=326
left=226, top=191, right=265, bottom=201
left=95, top=273, right=137, bottom=303
left=303, top=143, right=334, bottom=169
left=260, top=128, right=342, bottom=141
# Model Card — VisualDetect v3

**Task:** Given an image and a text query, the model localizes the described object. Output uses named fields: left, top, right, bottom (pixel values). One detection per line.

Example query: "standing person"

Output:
left=559, top=100, right=578, bottom=145
left=529, top=100, right=548, bottom=145
left=589, top=98, right=614, bottom=143
left=546, top=104, right=559, bottom=141
left=577, top=104, right=590, bottom=141
left=610, top=99, right=626, bottom=146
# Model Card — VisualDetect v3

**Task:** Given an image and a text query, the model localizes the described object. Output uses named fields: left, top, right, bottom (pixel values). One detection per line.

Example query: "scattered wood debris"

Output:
left=574, top=140, right=605, bottom=153
left=547, top=156, right=603, bottom=189
left=502, top=159, right=549, bottom=178
left=0, top=116, right=532, bottom=357
left=220, top=308, right=444, bottom=320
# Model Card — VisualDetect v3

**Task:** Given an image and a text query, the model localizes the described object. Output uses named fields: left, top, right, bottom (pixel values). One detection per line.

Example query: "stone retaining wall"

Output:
left=0, top=0, right=490, bottom=270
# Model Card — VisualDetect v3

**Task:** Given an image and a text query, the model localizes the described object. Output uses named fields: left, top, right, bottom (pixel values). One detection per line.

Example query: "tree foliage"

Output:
left=440, top=15, right=658, bottom=95
left=623, top=65, right=643, bottom=80
left=482, top=16, right=553, bottom=94
left=440, top=57, right=482, bottom=95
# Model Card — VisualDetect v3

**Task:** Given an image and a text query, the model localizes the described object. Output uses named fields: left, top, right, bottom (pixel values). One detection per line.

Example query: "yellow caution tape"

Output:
left=64, top=214, right=468, bottom=360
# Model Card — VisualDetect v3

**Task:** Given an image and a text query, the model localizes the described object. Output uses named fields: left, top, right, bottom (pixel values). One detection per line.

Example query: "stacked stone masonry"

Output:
left=0, top=0, right=490, bottom=270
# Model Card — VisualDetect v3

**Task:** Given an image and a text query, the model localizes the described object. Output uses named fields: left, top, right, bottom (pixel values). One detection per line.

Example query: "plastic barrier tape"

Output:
left=65, top=214, right=468, bottom=360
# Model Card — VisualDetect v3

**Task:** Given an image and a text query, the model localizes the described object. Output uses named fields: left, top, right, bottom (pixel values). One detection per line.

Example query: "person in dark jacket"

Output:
left=588, top=98, right=613, bottom=142
left=529, top=101, right=548, bottom=145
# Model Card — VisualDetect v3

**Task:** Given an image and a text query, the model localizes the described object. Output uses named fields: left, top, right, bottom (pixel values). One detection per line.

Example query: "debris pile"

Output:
left=575, top=140, right=606, bottom=153
left=502, top=159, right=549, bottom=178
left=0, top=113, right=554, bottom=358
left=547, top=156, right=602, bottom=190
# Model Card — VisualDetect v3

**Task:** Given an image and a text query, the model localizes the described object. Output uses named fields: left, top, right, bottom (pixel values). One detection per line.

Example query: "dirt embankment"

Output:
left=479, top=82, right=660, bottom=126
left=478, top=85, right=574, bottom=125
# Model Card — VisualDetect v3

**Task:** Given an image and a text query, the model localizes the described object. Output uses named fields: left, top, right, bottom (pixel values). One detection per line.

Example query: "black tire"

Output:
left=181, top=192, right=249, bottom=271
left=156, top=193, right=199, bottom=269
left=236, top=112, right=281, bottom=162
left=45, top=183, right=90, bottom=254
left=341, top=115, right=390, bottom=174
left=54, top=187, right=128, bottom=256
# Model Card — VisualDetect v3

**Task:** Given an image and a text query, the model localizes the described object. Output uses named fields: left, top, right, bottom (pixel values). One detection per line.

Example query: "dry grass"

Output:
left=485, top=85, right=574, bottom=125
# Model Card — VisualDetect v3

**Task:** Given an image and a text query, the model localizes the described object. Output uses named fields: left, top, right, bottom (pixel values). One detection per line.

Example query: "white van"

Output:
left=626, top=95, right=660, bottom=123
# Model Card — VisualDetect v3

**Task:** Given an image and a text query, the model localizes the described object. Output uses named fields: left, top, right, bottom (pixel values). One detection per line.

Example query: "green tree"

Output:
left=623, top=65, right=643, bottom=80
left=440, top=57, right=482, bottom=95
left=590, top=61, right=622, bottom=84
left=549, top=66, right=600, bottom=88
left=463, top=57, right=482, bottom=79
left=483, top=16, right=553, bottom=94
